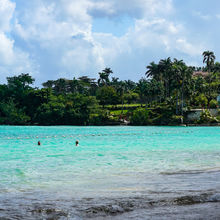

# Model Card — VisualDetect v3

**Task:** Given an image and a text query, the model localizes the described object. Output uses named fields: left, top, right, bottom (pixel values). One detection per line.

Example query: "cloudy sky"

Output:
left=0, top=0, right=220, bottom=85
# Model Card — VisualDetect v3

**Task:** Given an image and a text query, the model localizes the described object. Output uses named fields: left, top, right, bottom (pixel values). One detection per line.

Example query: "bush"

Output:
left=199, top=110, right=219, bottom=124
left=150, top=105, right=175, bottom=125
left=169, top=115, right=183, bottom=125
left=194, top=94, right=208, bottom=107
left=130, top=108, right=149, bottom=125
left=0, top=100, right=30, bottom=125
left=209, top=99, right=218, bottom=108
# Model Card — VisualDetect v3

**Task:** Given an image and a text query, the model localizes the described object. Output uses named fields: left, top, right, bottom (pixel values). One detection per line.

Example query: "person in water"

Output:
left=75, top=140, right=79, bottom=146
left=38, top=141, right=41, bottom=146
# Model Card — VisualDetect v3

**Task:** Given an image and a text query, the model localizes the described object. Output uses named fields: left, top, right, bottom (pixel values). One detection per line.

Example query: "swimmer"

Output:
left=38, top=141, right=41, bottom=146
left=75, top=140, right=79, bottom=146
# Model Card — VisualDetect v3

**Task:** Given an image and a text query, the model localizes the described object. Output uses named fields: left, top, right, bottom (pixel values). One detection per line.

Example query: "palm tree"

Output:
left=117, top=82, right=125, bottom=114
left=202, top=51, right=216, bottom=73
left=146, top=62, right=160, bottom=80
left=172, top=59, right=192, bottom=116
left=98, top=68, right=113, bottom=86
left=124, top=80, right=136, bottom=91
left=159, top=57, right=172, bottom=99
left=203, top=51, right=216, bottom=104
left=42, top=80, right=55, bottom=89
left=137, top=78, right=148, bottom=105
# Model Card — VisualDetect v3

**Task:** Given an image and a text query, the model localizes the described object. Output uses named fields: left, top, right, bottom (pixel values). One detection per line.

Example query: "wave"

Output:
left=160, top=167, right=220, bottom=175
left=81, top=193, right=220, bottom=218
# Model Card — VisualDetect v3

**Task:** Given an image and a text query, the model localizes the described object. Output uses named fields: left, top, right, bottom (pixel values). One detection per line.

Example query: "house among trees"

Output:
left=192, top=71, right=209, bottom=78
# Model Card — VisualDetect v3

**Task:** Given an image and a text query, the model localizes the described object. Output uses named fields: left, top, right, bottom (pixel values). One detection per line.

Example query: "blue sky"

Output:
left=0, top=0, right=220, bottom=85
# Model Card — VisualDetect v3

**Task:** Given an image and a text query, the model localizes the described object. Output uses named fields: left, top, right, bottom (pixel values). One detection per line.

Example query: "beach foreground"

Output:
left=0, top=191, right=220, bottom=219
left=0, top=126, right=219, bottom=219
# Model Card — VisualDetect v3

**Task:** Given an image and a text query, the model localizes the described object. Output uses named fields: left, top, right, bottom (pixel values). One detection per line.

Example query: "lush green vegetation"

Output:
left=1, top=51, right=220, bottom=125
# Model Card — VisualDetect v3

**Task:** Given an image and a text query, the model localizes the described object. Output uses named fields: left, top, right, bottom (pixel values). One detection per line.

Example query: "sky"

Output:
left=0, top=0, right=220, bottom=85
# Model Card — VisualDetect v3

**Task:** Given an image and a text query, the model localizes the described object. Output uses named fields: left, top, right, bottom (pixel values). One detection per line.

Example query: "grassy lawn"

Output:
left=106, top=103, right=146, bottom=108
left=109, top=109, right=128, bottom=116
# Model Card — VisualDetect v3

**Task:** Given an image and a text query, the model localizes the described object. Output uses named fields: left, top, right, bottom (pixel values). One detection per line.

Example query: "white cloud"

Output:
left=0, top=0, right=214, bottom=83
left=13, top=0, right=105, bottom=80
left=0, top=0, right=38, bottom=83
left=176, top=38, right=204, bottom=56
left=0, top=32, right=14, bottom=65
left=0, top=31, right=38, bottom=82
left=88, top=0, right=173, bottom=18
left=0, top=0, right=15, bottom=31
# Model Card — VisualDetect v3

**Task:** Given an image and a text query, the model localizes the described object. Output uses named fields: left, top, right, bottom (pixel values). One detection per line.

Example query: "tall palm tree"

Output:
left=98, top=68, right=113, bottom=86
left=203, top=51, right=216, bottom=103
left=117, top=82, right=125, bottom=113
left=172, top=59, right=192, bottom=116
left=124, top=80, right=136, bottom=91
left=202, top=51, right=216, bottom=73
left=137, top=78, right=148, bottom=105
left=146, top=62, right=160, bottom=80
left=159, top=57, right=172, bottom=99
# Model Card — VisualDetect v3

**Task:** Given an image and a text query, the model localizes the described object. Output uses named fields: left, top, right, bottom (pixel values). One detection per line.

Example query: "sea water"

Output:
left=0, top=126, right=220, bottom=219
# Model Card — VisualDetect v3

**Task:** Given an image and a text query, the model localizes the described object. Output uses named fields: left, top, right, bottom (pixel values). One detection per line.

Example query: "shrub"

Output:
left=209, top=99, right=218, bottom=108
left=199, top=110, right=219, bottom=124
left=89, top=110, right=109, bottom=125
left=169, top=115, right=183, bottom=125
left=194, top=94, right=208, bottom=107
left=130, top=108, right=149, bottom=125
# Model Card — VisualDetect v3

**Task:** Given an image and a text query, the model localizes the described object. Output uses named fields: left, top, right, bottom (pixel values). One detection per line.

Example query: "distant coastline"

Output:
left=1, top=51, right=220, bottom=126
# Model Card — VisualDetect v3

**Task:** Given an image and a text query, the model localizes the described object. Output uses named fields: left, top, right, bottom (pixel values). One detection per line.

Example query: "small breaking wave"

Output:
left=79, top=192, right=220, bottom=218
left=160, top=167, right=220, bottom=175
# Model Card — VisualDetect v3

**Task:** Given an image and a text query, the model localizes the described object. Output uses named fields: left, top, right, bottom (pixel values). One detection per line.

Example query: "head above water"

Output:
left=75, top=140, right=79, bottom=146
left=38, top=141, right=41, bottom=146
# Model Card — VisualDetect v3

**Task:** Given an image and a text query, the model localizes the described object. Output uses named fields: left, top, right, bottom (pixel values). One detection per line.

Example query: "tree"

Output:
left=124, top=80, right=136, bottom=91
left=6, top=73, right=35, bottom=108
left=42, top=80, right=54, bottom=88
left=203, top=51, right=216, bottom=73
left=7, top=73, right=34, bottom=90
left=212, top=62, right=220, bottom=73
left=0, top=84, right=9, bottom=102
left=53, top=78, right=68, bottom=94
left=146, top=61, right=160, bottom=80
left=96, top=86, right=118, bottom=107
left=172, top=59, right=188, bottom=115
left=98, top=68, right=113, bottom=86
left=0, top=99, right=30, bottom=125
left=130, top=108, right=149, bottom=125
left=136, top=78, right=148, bottom=105
left=159, top=57, right=172, bottom=98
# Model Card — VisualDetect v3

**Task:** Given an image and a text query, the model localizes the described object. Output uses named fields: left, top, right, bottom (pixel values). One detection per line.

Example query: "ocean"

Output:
left=0, top=126, right=220, bottom=219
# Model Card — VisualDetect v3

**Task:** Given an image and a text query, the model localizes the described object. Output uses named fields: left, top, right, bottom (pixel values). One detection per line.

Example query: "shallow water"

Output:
left=0, top=126, right=220, bottom=219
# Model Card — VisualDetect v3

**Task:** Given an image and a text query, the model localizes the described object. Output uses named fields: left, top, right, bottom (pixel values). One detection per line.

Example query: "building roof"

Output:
left=193, top=71, right=209, bottom=77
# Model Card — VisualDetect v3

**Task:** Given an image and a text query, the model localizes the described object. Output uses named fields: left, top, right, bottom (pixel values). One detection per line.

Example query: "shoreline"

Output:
left=1, top=123, right=220, bottom=127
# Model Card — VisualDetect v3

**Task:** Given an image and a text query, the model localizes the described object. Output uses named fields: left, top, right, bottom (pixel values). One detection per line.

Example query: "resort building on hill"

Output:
left=192, top=71, right=209, bottom=77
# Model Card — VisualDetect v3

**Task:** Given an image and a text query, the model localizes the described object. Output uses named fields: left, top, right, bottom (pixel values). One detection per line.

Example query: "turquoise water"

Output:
left=0, top=126, right=220, bottom=218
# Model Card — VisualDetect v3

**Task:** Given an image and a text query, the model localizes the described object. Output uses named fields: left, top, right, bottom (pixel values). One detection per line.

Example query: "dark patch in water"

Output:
left=0, top=192, right=220, bottom=219
left=85, top=204, right=125, bottom=216
left=31, top=207, right=68, bottom=219
left=80, top=193, right=220, bottom=218
left=173, top=194, right=208, bottom=205
left=161, top=169, right=220, bottom=175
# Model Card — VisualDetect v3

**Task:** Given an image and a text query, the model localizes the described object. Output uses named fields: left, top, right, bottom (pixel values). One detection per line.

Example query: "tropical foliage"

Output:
left=0, top=51, right=220, bottom=125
